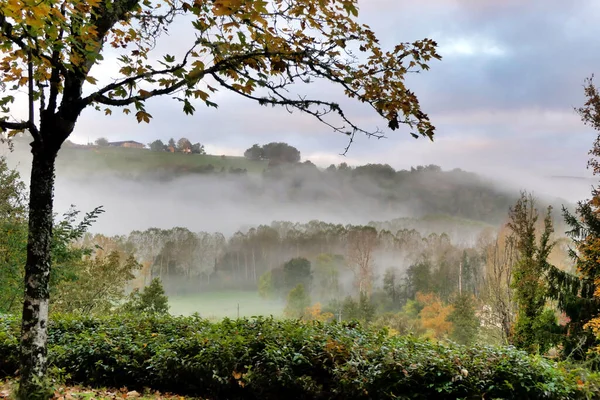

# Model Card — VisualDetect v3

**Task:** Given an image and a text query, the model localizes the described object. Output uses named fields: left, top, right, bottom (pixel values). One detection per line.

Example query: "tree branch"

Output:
left=79, top=44, right=199, bottom=107
left=27, top=50, right=40, bottom=141
left=0, top=120, right=29, bottom=132
left=47, top=3, right=66, bottom=114
left=82, top=48, right=304, bottom=107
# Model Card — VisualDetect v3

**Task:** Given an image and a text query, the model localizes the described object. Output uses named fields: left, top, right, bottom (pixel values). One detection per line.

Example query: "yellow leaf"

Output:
left=135, top=111, right=151, bottom=123
left=193, top=90, right=209, bottom=101
left=104, top=108, right=112, bottom=115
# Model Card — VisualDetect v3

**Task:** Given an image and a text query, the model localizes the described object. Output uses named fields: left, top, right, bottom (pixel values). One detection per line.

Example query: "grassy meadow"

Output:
left=56, top=146, right=269, bottom=175
left=168, top=291, right=284, bottom=319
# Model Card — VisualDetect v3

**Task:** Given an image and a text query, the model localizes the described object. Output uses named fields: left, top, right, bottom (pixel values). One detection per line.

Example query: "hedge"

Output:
left=1, top=314, right=599, bottom=399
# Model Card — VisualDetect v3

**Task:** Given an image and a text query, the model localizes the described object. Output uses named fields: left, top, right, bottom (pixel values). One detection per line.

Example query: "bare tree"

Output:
left=479, top=227, right=518, bottom=343
left=346, top=226, right=378, bottom=296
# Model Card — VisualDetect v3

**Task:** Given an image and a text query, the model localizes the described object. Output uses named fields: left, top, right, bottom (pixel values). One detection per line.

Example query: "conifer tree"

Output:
left=448, top=293, right=479, bottom=345
left=507, top=193, right=557, bottom=353
left=546, top=76, right=600, bottom=360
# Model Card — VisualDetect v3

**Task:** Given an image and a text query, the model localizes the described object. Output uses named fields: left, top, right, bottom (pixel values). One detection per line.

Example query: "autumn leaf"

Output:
left=138, top=89, right=152, bottom=98
left=135, top=111, right=151, bottom=123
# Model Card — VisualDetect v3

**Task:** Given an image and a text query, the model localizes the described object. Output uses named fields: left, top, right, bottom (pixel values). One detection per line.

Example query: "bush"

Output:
left=0, top=314, right=599, bottom=399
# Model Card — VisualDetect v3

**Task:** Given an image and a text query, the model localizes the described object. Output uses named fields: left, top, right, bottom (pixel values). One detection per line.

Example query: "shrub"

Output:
left=0, top=314, right=599, bottom=399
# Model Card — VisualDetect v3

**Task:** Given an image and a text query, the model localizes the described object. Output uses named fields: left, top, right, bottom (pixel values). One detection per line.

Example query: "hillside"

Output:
left=2, top=141, right=576, bottom=233
left=56, top=146, right=269, bottom=176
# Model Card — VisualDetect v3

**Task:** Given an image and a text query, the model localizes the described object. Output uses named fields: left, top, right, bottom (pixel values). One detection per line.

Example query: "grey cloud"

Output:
left=66, top=0, right=600, bottom=184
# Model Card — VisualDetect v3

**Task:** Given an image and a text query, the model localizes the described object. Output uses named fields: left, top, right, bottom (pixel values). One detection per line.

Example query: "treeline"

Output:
left=183, top=162, right=563, bottom=224
left=136, top=162, right=533, bottom=224
left=148, top=137, right=206, bottom=154
left=80, top=212, right=571, bottom=319
left=82, top=222, right=485, bottom=294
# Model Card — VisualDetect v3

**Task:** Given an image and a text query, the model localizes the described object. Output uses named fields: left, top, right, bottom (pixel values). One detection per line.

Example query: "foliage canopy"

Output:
left=0, top=0, right=441, bottom=146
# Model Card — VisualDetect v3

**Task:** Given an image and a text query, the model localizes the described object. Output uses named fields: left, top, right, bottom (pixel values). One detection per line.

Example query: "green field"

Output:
left=56, top=146, right=268, bottom=175
left=168, top=291, right=284, bottom=319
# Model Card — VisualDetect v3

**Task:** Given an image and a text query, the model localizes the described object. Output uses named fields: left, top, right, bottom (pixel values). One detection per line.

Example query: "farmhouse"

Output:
left=108, top=140, right=146, bottom=149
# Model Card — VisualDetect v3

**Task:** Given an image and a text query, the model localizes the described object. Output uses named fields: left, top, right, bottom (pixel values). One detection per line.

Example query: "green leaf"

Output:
left=182, top=99, right=195, bottom=115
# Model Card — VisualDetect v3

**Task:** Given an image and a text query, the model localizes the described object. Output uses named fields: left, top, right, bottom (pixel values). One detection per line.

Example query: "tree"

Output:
left=52, top=251, right=140, bottom=314
left=282, top=257, right=312, bottom=293
left=121, top=277, right=169, bottom=315
left=244, top=144, right=263, bottom=161
left=417, top=292, right=454, bottom=339
left=149, top=139, right=166, bottom=152
left=406, top=259, right=432, bottom=300
left=346, top=226, right=378, bottom=296
left=191, top=142, right=205, bottom=155
left=448, top=293, right=479, bottom=345
left=243, top=142, right=301, bottom=163
left=476, top=225, right=518, bottom=344
left=358, top=291, right=376, bottom=323
left=0, top=1, right=440, bottom=395
left=257, top=271, right=273, bottom=299
left=262, top=142, right=301, bottom=163
left=177, top=137, right=192, bottom=152
left=168, top=138, right=177, bottom=150
left=0, top=157, right=28, bottom=313
left=0, top=157, right=26, bottom=220
left=544, top=76, right=600, bottom=361
left=0, top=159, right=103, bottom=316
left=507, top=193, right=557, bottom=353
left=284, top=284, right=311, bottom=319
left=383, top=267, right=403, bottom=309
left=94, top=137, right=109, bottom=147
left=313, top=253, right=341, bottom=302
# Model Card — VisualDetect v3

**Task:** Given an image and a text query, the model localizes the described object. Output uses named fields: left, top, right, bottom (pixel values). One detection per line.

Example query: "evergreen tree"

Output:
left=541, top=77, right=600, bottom=361
left=358, top=291, right=376, bottom=323
left=508, top=193, right=558, bottom=353
left=549, top=201, right=600, bottom=359
left=340, top=296, right=360, bottom=321
left=448, top=294, right=480, bottom=345
left=383, top=267, right=403, bottom=309
left=406, top=259, right=432, bottom=299
left=338, top=294, right=375, bottom=323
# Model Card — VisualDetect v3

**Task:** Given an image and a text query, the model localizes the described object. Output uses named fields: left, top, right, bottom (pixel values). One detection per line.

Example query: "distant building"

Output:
left=107, top=140, right=145, bottom=149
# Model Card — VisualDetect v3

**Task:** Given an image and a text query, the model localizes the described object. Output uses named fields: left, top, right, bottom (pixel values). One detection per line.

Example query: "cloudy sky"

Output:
left=66, top=0, right=599, bottom=180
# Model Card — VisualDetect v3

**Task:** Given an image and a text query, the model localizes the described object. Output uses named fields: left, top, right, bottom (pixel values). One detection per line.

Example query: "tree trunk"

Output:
left=244, top=251, right=248, bottom=282
left=18, top=145, right=58, bottom=399
left=252, top=248, right=257, bottom=282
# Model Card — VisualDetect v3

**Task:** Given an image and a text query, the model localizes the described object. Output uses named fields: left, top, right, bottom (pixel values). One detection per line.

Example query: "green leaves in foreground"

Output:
left=0, top=315, right=598, bottom=399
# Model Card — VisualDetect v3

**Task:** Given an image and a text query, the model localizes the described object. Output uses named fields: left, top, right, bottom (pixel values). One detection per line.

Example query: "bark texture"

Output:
left=18, top=141, right=58, bottom=400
